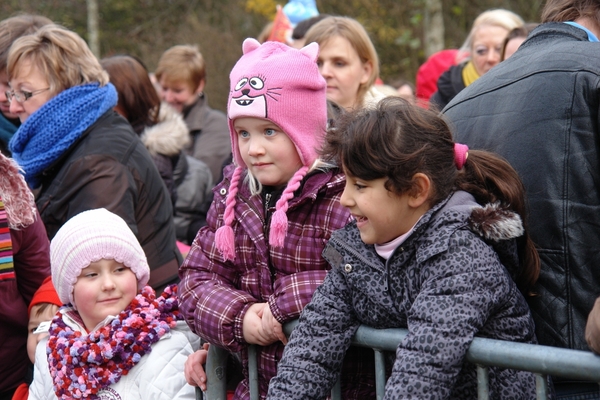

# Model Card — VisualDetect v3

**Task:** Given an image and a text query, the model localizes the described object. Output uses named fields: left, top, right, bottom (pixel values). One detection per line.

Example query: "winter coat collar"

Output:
left=218, top=163, right=345, bottom=213
left=182, top=94, right=210, bottom=133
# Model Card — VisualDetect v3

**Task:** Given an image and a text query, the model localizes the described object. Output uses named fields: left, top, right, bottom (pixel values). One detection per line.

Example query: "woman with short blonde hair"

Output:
left=430, top=9, right=524, bottom=110
left=8, top=24, right=108, bottom=95
left=6, top=24, right=181, bottom=290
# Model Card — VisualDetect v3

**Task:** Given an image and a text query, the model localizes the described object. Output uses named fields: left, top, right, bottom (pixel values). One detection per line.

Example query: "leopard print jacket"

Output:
left=268, top=191, right=544, bottom=400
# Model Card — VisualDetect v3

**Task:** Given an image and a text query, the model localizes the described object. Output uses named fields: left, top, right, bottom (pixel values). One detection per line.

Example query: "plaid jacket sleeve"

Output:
left=178, top=198, right=258, bottom=352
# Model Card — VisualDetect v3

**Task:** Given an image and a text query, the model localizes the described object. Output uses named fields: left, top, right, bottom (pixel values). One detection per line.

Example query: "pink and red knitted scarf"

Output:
left=47, top=285, right=182, bottom=399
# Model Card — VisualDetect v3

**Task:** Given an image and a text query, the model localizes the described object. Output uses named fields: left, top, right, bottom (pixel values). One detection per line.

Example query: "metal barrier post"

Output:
left=535, top=374, right=548, bottom=399
left=248, top=345, right=259, bottom=400
left=476, top=365, right=489, bottom=400
left=374, top=349, right=386, bottom=400
left=331, top=378, right=341, bottom=400
left=204, top=345, right=229, bottom=400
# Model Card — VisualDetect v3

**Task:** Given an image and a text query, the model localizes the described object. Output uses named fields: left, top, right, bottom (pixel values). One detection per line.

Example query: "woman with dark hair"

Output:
left=101, top=55, right=213, bottom=245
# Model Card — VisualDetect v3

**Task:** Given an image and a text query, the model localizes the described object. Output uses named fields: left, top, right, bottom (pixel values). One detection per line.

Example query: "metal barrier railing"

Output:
left=199, top=320, right=600, bottom=400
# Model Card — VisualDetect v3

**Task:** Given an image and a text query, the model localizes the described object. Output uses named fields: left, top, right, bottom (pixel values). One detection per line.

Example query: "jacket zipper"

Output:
left=263, top=193, right=276, bottom=284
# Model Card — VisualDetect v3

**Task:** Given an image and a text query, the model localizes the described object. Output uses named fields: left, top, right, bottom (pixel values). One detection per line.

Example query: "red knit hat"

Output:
left=28, top=276, right=62, bottom=316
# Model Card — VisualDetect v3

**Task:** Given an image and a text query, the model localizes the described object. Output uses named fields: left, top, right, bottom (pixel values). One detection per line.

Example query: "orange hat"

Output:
left=28, top=276, right=62, bottom=316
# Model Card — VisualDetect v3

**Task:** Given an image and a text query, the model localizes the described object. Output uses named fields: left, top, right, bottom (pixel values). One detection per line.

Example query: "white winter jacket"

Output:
left=29, top=316, right=200, bottom=400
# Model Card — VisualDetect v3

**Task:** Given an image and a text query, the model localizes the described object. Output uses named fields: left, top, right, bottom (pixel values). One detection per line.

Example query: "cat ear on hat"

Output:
left=242, top=38, right=261, bottom=54
left=299, top=41, right=319, bottom=62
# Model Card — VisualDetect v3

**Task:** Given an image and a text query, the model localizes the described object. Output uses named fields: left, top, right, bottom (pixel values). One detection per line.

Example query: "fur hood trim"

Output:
left=469, top=202, right=524, bottom=241
left=0, top=152, right=36, bottom=229
left=142, top=103, right=190, bottom=157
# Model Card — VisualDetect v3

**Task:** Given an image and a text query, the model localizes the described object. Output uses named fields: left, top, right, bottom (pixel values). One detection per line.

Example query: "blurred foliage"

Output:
left=246, top=0, right=278, bottom=17
left=1, top=0, right=545, bottom=112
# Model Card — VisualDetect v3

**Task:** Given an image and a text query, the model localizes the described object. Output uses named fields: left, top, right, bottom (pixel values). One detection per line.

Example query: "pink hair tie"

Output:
left=454, top=143, right=469, bottom=170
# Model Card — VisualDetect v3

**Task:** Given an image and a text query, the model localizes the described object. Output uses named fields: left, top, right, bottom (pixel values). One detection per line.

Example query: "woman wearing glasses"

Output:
left=429, top=9, right=524, bottom=110
left=6, top=24, right=182, bottom=290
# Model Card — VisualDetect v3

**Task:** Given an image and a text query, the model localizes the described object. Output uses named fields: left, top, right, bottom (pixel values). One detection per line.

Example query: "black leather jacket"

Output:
left=444, top=23, right=600, bottom=351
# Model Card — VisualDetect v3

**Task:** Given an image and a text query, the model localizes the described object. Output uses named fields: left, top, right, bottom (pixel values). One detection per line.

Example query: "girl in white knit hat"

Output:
left=28, top=208, right=202, bottom=400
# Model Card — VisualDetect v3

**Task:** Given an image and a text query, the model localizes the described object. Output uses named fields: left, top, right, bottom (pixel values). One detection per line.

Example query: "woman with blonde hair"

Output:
left=6, top=24, right=181, bottom=289
left=304, top=16, right=384, bottom=111
left=430, top=9, right=524, bottom=110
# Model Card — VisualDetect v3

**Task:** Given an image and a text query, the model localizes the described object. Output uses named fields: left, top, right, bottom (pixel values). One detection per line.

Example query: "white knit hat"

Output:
left=50, top=208, right=150, bottom=307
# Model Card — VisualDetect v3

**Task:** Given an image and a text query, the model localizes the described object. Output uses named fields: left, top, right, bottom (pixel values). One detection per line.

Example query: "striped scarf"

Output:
left=0, top=199, right=15, bottom=280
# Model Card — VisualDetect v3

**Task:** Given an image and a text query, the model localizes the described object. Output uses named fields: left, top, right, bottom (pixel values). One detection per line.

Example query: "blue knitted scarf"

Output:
left=9, top=83, right=118, bottom=188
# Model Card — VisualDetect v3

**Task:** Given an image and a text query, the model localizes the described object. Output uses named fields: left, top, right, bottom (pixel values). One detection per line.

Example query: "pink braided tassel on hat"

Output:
left=269, top=166, right=309, bottom=247
left=215, top=167, right=242, bottom=261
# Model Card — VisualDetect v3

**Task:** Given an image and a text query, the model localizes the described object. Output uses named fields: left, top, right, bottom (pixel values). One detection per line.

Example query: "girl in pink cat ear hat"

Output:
left=178, top=38, right=375, bottom=399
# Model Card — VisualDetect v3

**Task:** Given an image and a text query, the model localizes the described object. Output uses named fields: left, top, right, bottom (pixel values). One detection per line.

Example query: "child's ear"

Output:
left=408, top=173, right=431, bottom=208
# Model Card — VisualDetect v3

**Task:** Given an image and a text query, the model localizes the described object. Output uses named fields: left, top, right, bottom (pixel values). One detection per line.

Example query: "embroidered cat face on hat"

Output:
left=229, top=75, right=278, bottom=119
left=227, top=38, right=326, bottom=168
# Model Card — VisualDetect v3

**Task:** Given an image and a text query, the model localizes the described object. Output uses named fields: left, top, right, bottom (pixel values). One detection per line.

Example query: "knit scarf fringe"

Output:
left=47, top=285, right=182, bottom=399
left=9, top=83, right=118, bottom=188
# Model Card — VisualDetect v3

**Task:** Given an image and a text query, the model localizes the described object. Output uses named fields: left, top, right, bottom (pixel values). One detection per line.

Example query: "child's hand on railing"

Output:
left=243, top=303, right=281, bottom=345
left=184, top=343, right=210, bottom=391
left=586, top=297, right=600, bottom=354
left=260, top=303, right=288, bottom=345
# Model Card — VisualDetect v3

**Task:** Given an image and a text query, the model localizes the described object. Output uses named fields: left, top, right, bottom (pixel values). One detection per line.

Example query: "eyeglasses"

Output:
left=5, top=88, right=50, bottom=104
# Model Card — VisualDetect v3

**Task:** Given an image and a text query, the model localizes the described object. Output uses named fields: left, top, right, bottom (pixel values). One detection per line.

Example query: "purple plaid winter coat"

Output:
left=179, top=164, right=353, bottom=399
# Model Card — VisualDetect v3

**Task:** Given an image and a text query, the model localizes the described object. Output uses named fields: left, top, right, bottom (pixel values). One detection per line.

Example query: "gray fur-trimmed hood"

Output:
left=141, top=103, right=190, bottom=157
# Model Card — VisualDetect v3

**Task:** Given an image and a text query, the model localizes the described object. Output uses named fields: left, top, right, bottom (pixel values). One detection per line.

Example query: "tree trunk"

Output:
left=86, top=0, right=100, bottom=57
left=424, top=0, right=444, bottom=57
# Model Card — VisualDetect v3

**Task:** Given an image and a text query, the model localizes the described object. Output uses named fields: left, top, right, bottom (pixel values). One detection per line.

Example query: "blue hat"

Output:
left=283, top=0, right=319, bottom=26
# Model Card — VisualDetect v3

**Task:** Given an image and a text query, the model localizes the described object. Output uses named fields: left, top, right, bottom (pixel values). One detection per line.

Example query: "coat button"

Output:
left=344, top=264, right=352, bottom=272
left=219, top=188, right=227, bottom=195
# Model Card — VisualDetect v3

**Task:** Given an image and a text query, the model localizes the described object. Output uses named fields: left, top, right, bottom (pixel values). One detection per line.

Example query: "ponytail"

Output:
left=456, top=150, right=540, bottom=295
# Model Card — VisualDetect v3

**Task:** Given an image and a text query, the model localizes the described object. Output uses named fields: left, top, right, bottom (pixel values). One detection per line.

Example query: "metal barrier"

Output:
left=198, top=320, right=600, bottom=400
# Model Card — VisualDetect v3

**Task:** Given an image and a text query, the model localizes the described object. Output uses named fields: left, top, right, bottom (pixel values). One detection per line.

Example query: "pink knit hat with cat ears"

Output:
left=215, top=38, right=327, bottom=261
